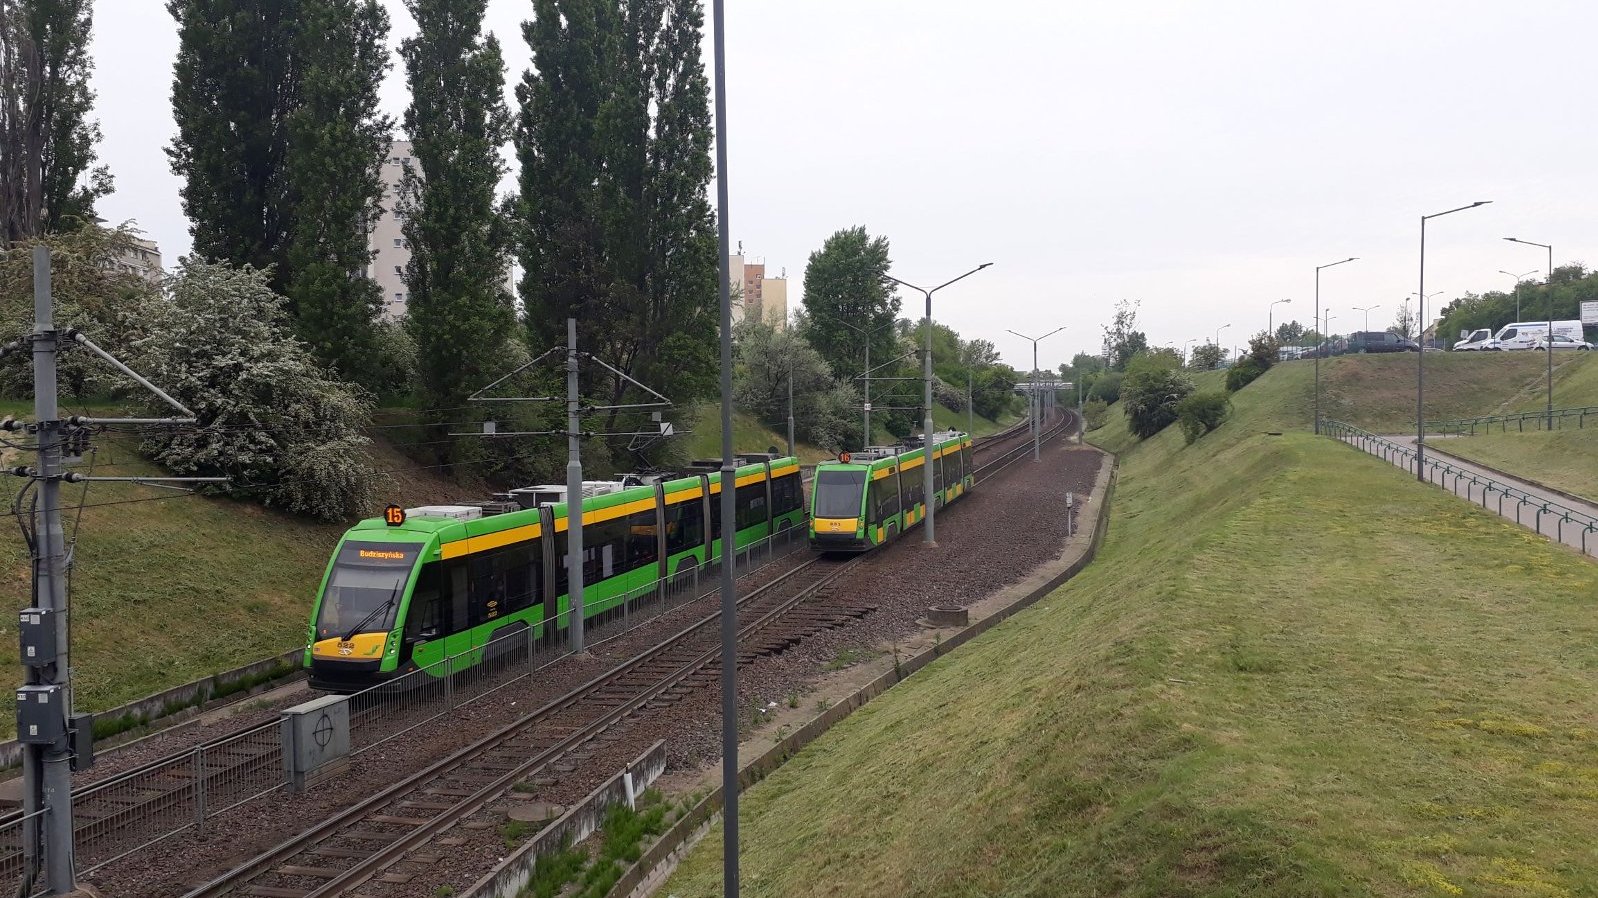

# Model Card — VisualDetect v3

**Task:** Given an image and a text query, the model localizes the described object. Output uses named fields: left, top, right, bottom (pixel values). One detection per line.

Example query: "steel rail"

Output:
left=181, top=553, right=861, bottom=898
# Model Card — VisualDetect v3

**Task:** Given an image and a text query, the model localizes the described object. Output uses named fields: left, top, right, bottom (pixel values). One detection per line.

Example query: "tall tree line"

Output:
left=167, top=0, right=390, bottom=382
left=516, top=0, right=720, bottom=445
left=0, top=0, right=110, bottom=245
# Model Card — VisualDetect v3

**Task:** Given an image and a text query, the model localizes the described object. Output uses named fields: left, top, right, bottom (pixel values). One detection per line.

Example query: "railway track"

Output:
left=182, top=554, right=871, bottom=898
left=51, top=406, right=1070, bottom=893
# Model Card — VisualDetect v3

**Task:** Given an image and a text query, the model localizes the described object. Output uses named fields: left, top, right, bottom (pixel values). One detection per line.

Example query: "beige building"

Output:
left=106, top=234, right=162, bottom=285
left=727, top=249, right=787, bottom=328
left=368, top=140, right=414, bottom=320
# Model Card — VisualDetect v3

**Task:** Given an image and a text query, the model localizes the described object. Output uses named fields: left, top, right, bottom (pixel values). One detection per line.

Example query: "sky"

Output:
left=89, top=0, right=1598, bottom=374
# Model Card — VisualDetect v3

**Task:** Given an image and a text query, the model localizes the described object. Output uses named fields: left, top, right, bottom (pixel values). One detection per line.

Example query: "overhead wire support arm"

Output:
left=466, top=346, right=565, bottom=402
left=64, top=330, right=195, bottom=418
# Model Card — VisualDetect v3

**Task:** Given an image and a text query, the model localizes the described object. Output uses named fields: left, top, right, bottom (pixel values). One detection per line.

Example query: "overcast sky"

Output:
left=90, top=1, right=1598, bottom=373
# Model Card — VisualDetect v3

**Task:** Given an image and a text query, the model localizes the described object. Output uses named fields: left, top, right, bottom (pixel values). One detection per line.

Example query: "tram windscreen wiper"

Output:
left=342, top=580, right=401, bottom=642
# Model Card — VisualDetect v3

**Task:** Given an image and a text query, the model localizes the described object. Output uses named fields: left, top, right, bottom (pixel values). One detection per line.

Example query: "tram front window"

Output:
left=813, top=470, right=867, bottom=519
left=315, top=542, right=418, bottom=639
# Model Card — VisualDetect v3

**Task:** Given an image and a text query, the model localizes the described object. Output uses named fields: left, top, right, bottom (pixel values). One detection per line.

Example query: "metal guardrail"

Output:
left=1324, top=420, right=1598, bottom=557
left=1426, top=405, right=1598, bottom=435
left=66, top=525, right=805, bottom=877
left=0, top=808, right=48, bottom=896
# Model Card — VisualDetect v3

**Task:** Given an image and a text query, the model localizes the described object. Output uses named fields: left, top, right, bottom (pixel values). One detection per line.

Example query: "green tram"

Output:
left=808, top=430, right=974, bottom=552
left=304, top=456, right=805, bottom=692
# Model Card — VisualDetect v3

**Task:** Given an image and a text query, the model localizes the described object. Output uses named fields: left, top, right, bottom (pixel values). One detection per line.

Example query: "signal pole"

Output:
left=3, top=247, right=223, bottom=895
left=565, top=317, right=585, bottom=653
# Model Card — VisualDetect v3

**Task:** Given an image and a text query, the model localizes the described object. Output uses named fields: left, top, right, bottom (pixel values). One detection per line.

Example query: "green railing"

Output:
left=1425, top=405, right=1598, bottom=435
left=1323, top=419, right=1598, bottom=558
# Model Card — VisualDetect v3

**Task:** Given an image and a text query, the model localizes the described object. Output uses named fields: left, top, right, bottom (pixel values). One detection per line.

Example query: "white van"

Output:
left=1453, top=328, right=1494, bottom=351
left=1492, top=320, right=1584, bottom=351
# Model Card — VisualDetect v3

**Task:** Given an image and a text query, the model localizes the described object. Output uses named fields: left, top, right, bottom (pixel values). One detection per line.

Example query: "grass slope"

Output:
left=683, top=402, right=832, bottom=464
left=1436, top=429, right=1598, bottom=502
left=664, top=362, right=1598, bottom=897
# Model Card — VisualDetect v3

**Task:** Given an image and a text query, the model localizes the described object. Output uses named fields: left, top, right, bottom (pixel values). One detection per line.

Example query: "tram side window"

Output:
left=467, top=540, right=540, bottom=619
left=771, top=474, right=802, bottom=517
left=665, top=496, right=704, bottom=555
left=962, top=446, right=973, bottom=478
left=584, top=516, right=627, bottom=583
left=626, top=509, right=659, bottom=568
left=710, top=488, right=723, bottom=536
left=735, top=481, right=768, bottom=530
left=875, top=474, right=901, bottom=519
left=904, top=464, right=924, bottom=508
left=934, top=453, right=945, bottom=492
left=406, top=562, right=449, bottom=640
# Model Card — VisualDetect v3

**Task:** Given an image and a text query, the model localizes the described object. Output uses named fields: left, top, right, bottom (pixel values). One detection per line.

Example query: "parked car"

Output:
left=1452, top=328, right=1495, bottom=351
left=1529, top=334, right=1593, bottom=351
left=1346, top=331, right=1420, bottom=353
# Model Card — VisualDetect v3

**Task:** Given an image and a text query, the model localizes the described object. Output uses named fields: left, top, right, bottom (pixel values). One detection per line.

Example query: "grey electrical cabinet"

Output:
left=16, top=685, right=64, bottom=746
left=17, top=608, right=55, bottom=669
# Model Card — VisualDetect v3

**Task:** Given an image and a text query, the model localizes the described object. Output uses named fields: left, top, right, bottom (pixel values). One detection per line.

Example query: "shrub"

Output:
left=130, top=259, right=374, bottom=521
left=1177, top=391, right=1231, bottom=444
left=1081, top=397, right=1109, bottom=430
left=1225, top=357, right=1267, bottom=392
left=1121, top=366, right=1194, bottom=439
left=1087, top=371, right=1123, bottom=404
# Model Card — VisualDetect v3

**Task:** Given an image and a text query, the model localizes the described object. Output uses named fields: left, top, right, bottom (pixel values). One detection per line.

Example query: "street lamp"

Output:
left=1499, top=268, right=1537, bottom=320
left=708, top=1, right=739, bottom=893
left=1415, top=201, right=1492, bottom=481
left=1314, top=257, right=1357, bottom=434
left=1504, top=236, right=1555, bottom=429
left=1268, top=298, right=1291, bottom=339
left=1182, top=338, right=1197, bottom=366
left=1006, top=326, right=1065, bottom=461
left=1213, top=324, right=1230, bottom=367
left=1352, top=304, right=1380, bottom=332
left=1405, top=292, right=1441, bottom=344
left=887, top=263, right=994, bottom=546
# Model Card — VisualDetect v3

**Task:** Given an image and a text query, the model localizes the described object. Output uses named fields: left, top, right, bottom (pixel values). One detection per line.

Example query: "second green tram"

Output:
left=808, top=431, right=974, bottom=552
left=304, top=456, right=806, bottom=692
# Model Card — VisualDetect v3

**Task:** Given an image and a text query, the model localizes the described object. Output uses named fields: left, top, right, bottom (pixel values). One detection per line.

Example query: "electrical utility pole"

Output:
left=0, top=247, right=224, bottom=895
left=461, top=318, right=673, bottom=656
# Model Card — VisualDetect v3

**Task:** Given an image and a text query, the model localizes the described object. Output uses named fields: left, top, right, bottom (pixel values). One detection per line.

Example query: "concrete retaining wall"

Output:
left=0, top=648, right=303, bottom=771
left=463, top=741, right=668, bottom=898
left=608, top=450, right=1119, bottom=898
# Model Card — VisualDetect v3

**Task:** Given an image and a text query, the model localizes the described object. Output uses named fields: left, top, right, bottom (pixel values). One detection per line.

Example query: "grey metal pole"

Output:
left=922, top=288, right=936, bottom=546
left=1416, top=217, right=1427, bottom=481
left=862, top=340, right=870, bottom=449
left=30, top=246, right=76, bottom=894
left=565, top=317, right=585, bottom=652
left=1547, top=244, right=1554, bottom=429
left=711, top=0, right=740, bottom=891
left=786, top=361, right=795, bottom=458
left=1314, top=268, right=1321, bottom=434
left=967, top=369, right=973, bottom=436
left=1032, top=342, right=1040, bottom=461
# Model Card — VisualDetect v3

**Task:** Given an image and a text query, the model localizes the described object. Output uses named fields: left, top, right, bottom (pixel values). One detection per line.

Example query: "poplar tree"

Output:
left=399, top=0, right=512, bottom=414
left=284, top=0, right=390, bottom=381
left=167, top=0, right=299, bottom=281
left=516, top=0, right=718, bottom=444
left=0, top=0, right=111, bottom=244
left=168, top=0, right=390, bottom=380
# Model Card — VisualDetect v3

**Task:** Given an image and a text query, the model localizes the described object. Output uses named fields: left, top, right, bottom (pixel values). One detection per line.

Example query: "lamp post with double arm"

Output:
left=1504, top=236, right=1555, bottom=429
left=1414, top=201, right=1492, bottom=480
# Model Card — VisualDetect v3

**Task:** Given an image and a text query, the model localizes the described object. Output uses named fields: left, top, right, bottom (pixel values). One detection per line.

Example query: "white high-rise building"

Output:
left=368, top=140, right=413, bottom=320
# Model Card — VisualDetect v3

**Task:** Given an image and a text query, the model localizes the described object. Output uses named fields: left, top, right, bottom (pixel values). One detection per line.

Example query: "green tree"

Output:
left=1274, top=320, right=1306, bottom=345
left=1121, top=356, right=1193, bottom=439
left=1176, top=391, right=1230, bottom=445
left=1101, top=299, right=1148, bottom=370
left=284, top=0, right=391, bottom=381
left=733, top=318, right=859, bottom=450
left=1189, top=343, right=1225, bottom=370
left=516, top=0, right=719, bottom=449
left=399, top=0, right=513, bottom=425
left=0, top=0, right=111, bottom=243
left=167, top=0, right=300, bottom=283
left=801, top=226, right=897, bottom=382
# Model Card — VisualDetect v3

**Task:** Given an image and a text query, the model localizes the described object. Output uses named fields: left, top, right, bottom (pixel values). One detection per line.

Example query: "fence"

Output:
left=1426, top=405, right=1598, bottom=435
left=1324, top=419, right=1598, bottom=557
left=50, top=524, right=806, bottom=877
left=0, top=809, right=47, bottom=897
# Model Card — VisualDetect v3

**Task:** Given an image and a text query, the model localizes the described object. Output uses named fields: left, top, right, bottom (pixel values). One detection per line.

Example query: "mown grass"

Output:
left=663, top=360, right=1598, bottom=897
left=684, top=401, right=831, bottom=464
left=1434, top=428, right=1598, bottom=502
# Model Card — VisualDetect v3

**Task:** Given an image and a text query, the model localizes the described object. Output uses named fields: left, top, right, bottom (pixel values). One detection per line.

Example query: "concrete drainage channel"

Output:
left=461, top=450, right=1119, bottom=898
